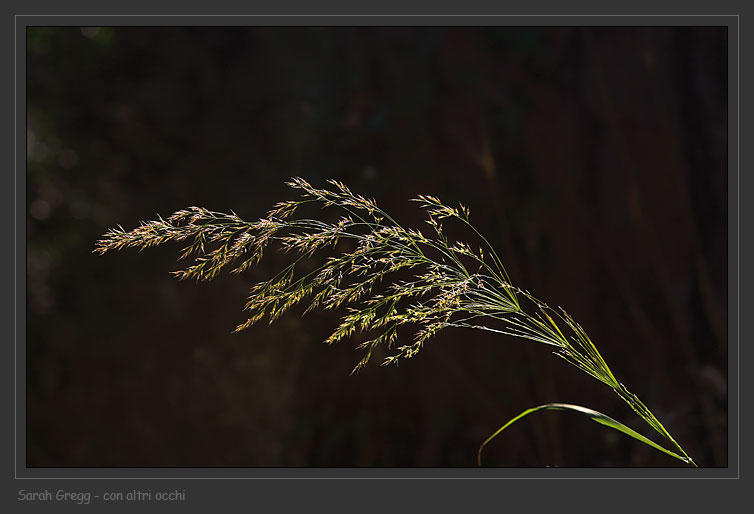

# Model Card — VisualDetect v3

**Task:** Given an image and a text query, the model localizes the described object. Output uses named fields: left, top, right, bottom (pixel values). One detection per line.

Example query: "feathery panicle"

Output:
left=94, top=179, right=522, bottom=366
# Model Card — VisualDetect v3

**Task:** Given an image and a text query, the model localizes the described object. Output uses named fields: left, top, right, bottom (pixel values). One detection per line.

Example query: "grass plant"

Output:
left=95, top=178, right=696, bottom=467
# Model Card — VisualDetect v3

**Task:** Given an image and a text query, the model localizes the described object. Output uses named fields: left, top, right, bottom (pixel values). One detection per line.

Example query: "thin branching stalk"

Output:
left=95, top=178, right=696, bottom=466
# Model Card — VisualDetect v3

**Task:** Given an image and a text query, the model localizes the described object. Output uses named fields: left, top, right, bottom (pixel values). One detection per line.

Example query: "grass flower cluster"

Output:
left=95, top=178, right=696, bottom=467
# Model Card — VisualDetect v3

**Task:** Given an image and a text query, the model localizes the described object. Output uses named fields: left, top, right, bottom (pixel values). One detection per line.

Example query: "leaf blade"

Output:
left=477, top=403, right=691, bottom=466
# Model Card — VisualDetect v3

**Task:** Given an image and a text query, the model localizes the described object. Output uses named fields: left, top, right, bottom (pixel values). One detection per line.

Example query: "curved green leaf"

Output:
left=477, top=403, right=693, bottom=466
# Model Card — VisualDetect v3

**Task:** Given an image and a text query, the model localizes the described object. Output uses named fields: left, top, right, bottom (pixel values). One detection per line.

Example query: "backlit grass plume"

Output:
left=95, top=177, right=696, bottom=467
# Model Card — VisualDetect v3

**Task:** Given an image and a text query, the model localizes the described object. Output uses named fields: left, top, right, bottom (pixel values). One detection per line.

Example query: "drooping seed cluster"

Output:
left=95, top=178, right=609, bottom=375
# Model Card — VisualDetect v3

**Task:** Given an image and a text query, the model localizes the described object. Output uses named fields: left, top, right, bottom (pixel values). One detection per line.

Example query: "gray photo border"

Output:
left=5, top=2, right=746, bottom=512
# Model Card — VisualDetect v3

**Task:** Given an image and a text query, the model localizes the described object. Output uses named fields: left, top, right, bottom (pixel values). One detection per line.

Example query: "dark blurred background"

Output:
left=26, top=26, right=727, bottom=467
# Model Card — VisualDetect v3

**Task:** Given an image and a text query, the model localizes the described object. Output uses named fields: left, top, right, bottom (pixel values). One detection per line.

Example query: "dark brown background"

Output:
left=26, top=26, right=727, bottom=467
